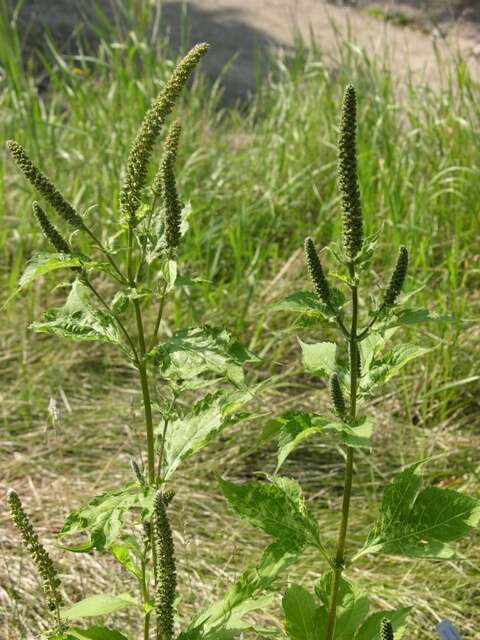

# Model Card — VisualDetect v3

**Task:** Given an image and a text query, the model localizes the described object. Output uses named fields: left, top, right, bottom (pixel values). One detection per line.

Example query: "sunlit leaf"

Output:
left=60, top=593, right=138, bottom=620
left=364, top=463, right=480, bottom=559
left=31, top=279, right=120, bottom=345
left=219, top=476, right=323, bottom=553
left=161, top=390, right=251, bottom=480
left=18, top=252, right=87, bottom=289
left=150, top=326, right=256, bottom=387
left=355, top=607, right=411, bottom=640
left=59, top=485, right=153, bottom=552
left=299, top=340, right=339, bottom=378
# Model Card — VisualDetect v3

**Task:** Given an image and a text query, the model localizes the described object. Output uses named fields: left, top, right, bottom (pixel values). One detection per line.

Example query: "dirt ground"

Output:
left=13, top=0, right=480, bottom=102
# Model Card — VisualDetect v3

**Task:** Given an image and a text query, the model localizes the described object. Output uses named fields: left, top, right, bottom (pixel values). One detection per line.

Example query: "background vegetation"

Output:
left=0, top=1, right=479, bottom=638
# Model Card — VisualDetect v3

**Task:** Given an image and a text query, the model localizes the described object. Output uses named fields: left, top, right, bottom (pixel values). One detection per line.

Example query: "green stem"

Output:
left=149, top=280, right=168, bottom=351
left=82, top=277, right=140, bottom=364
left=84, top=226, right=127, bottom=284
left=325, top=262, right=358, bottom=640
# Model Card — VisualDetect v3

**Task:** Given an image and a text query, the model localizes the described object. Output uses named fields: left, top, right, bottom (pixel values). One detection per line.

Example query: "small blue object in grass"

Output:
left=436, top=619, right=462, bottom=640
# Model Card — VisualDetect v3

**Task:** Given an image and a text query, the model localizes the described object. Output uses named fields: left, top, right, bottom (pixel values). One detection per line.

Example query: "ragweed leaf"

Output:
left=182, top=542, right=297, bottom=640
left=260, top=411, right=343, bottom=471
left=219, top=476, right=323, bottom=554
left=51, top=628, right=129, bottom=640
left=359, top=343, right=430, bottom=397
left=299, top=339, right=339, bottom=378
left=314, top=575, right=369, bottom=639
left=59, top=485, right=153, bottom=552
left=31, top=279, right=120, bottom=345
left=161, top=390, right=251, bottom=480
left=150, top=326, right=255, bottom=387
left=364, top=463, right=480, bottom=559
left=18, top=253, right=87, bottom=289
left=60, top=593, right=138, bottom=620
left=282, top=585, right=322, bottom=640
left=383, top=307, right=455, bottom=329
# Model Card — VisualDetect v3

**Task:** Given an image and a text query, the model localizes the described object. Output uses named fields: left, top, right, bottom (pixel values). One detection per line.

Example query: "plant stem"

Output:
left=83, top=226, right=127, bottom=284
left=325, top=262, right=358, bottom=640
left=135, top=300, right=156, bottom=486
left=149, top=280, right=168, bottom=351
left=82, top=277, right=140, bottom=364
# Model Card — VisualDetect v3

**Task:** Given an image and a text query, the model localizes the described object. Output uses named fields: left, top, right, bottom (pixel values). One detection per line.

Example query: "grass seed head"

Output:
left=152, top=490, right=177, bottom=640
left=380, top=618, right=394, bottom=640
left=329, top=372, right=346, bottom=418
left=338, top=84, right=363, bottom=259
left=120, top=43, right=208, bottom=226
left=32, top=202, right=71, bottom=254
left=384, top=245, right=409, bottom=306
left=7, top=140, right=84, bottom=230
left=304, top=237, right=330, bottom=305
left=7, top=490, right=62, bottom=616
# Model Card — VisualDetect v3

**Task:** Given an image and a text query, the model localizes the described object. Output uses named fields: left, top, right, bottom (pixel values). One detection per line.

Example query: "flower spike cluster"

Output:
left=120, top=43, right=208, bottom=226
left=338, top=84, right=363, bottom=260
left=7, top=490, right=63, bottom=618
left=7, top=140, right=84, bottom=229
left=304, top=237, right=330, bottom=305
left=380, top=618, right=394, bottom=640
left=33, top=202, right=71, bottom=254
left=329, top=372, right=346, bottom=418
left=152, top=490, right=177, bottom=640
left=384, top=245, right=409, bottom=306
left=156, top=121, right=183, bottom=250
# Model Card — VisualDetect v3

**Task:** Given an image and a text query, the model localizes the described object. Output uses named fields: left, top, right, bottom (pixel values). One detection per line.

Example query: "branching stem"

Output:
left=325, top=261, right=358, bottom=640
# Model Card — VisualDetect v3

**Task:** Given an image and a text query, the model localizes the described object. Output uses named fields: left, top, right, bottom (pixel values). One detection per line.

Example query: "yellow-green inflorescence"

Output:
left=152, top=490, right=177, bottom=640
left=33, top=202, right=71, bottom=254
left=304, top=237, right=330, bottom=305
left=153, top=120, right=183, bottom=250
left=338, top=84, right=363, bottom=260
left=120, top=43, right=208, bottom=227
left=329, top=372, right=346, bottom=419
left=7, top=490, right=63, bottom=627
left=380, top=618, right=394, bottom=640
left=384, top=245, right=409, bottom=306
left=6, top=140, right=84, bottom=230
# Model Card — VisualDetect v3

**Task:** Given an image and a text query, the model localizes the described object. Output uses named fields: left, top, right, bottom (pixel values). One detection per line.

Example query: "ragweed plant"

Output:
left=6, top=43, right=258, bottom=640
left=212, top=84, right=480, bottom=638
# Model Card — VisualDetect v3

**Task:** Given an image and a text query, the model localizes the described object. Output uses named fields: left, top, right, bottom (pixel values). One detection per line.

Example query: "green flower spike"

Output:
left=152, top=490, right=177, bottom=640
left=157, top=121, right=183, bottom=250
left=380, top=618, right=394, bottom=640
left=384, top=245, right=409, bottom=306
left=130, top=458, right=146, bottom=489
left=7, top=140, right=84, bottom=229
left=338, top=84, right=363, bottom=260
left=32, top=202, right=71, bottom=254
left=120, top=43, right=208, bottom=226
left=329, top=372, right=346, bottom=418
left=7, top=490, right=63, bottom=623
left=152, top=119, right=182, bottom=197
left=304, top=237, right=330, bottom=305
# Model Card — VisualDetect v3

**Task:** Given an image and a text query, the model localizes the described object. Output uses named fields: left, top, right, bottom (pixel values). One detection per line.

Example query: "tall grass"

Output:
left=1, top=2, right=479, bottom=638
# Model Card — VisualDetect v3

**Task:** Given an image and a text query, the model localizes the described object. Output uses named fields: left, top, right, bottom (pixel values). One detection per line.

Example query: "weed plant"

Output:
left=5, top=43, right=260, bottom=640
left=216, top=85, right=480, bottom=638
left=2, top=3, right=480, bottom=637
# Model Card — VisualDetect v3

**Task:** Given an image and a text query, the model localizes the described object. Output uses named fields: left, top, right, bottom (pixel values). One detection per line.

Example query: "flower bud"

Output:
left=380, top=618, right=394, bottom=640
left=384, top=245, right=408, bottom=306
left=32, top=202, right=71, bottom=254
left=304, top=237, right=330, bottom=305
left=120, top=44, right=208, bottom=226
left=329, top=373, right=346, bottom=418
left=152, top=490, right=177, bottom=640
left=7, top=140, right=84, bottom=229
left=338, top=84, right=363, bottom=259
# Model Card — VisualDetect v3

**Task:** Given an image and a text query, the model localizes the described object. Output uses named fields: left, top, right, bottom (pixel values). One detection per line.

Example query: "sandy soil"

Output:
left=14, top=0, right=480, bottom=102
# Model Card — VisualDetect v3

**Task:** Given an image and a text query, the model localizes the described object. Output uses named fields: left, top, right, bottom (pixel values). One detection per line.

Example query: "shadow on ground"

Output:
left=12, top=0, right=290, bottom=104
